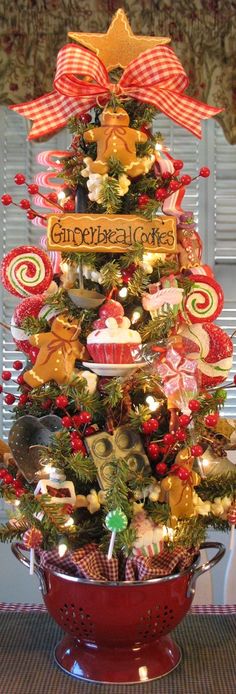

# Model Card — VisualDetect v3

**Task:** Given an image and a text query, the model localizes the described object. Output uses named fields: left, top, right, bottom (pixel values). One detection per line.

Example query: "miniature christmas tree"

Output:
left=0, top=9, right=236, bottom=579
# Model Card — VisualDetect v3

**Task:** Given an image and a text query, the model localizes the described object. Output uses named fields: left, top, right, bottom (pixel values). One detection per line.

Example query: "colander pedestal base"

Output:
left=55, top=634, right=181, bottom=683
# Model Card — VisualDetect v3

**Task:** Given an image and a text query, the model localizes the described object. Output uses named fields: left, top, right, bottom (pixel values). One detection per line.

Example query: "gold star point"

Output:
left=68, top=9, right=170, bottom=71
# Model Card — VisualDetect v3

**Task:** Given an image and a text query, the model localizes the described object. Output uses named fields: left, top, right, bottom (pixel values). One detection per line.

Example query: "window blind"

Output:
left=0, top=108, right=235, bottom=436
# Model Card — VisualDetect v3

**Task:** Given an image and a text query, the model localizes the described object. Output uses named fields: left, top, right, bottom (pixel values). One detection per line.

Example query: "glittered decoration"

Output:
left=182, top=275, right=224, bottom=323
left=177, top=323, right=233, bottom=387
left=0, top=246, right=53, bottom=297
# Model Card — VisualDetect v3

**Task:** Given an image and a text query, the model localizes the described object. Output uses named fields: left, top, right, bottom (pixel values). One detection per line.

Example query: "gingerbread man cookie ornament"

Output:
left=160, top=447, right=200, bottom=528
left=83, top=107, right=154, bottom=177
left=23, top=314, right=87, bottom=388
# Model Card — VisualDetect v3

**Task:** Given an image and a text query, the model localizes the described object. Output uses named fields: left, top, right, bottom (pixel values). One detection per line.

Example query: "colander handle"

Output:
left=187, top=541, right=225, bottom=598
left=11, top=542, right=47, bottom=595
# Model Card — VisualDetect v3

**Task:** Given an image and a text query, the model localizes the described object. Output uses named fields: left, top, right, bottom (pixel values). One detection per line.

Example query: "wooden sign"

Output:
left=47, top=213, right=176, bottom=254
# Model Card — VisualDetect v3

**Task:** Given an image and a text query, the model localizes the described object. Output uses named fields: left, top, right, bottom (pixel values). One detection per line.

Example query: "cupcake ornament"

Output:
left=85, top=300, right=143, bottom=376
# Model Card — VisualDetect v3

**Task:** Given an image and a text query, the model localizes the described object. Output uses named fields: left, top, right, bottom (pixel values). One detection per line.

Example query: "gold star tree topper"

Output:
left=68, top=8, right=170, bottom=72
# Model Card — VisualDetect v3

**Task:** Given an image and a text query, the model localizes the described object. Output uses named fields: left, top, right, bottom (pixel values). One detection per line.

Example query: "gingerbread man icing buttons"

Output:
left=23, top=314, right=87, bottom=388
left=83, top=107, right=154, bottom=177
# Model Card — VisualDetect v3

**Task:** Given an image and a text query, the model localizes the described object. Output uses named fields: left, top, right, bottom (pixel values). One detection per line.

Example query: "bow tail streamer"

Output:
left=10, top=92, right=98, bottom=140
left=125, top=87, right=221, bottom=138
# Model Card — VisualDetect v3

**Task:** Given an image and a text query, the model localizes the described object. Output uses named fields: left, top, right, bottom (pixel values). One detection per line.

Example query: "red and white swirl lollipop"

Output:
left=11, top=295, right=44, bottom=356
left=182, top=275, right=224, bottom=324
left=23, top=527, right=43, bottom=574
left=0, top=246, right=53, bottom=297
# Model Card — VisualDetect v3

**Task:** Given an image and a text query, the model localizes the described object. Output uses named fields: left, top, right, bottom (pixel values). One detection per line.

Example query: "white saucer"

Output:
left=82, top=362, right=146, bottom=377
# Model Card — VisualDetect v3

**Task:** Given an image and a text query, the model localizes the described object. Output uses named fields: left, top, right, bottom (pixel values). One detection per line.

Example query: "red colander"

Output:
left=12, top=541, right=225, bottom=684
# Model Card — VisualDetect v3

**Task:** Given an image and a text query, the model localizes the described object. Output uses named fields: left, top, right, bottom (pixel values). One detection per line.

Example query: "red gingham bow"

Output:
left=11, top=43, right=222, bottom=140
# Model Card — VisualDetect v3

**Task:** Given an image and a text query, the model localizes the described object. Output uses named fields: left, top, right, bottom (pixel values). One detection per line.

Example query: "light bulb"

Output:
left=155, top=142, right=163, bottom=152
left=119, top=287, right=128, bottom=299
left=131, top=310, right=141, bottom=324
left=64, top=517, right=74, bottom=528
left=145, top=395, right=160, bottom=412
left=58, top=540, right=68, bottom=557
left=57, top=190, right=66, bottom=202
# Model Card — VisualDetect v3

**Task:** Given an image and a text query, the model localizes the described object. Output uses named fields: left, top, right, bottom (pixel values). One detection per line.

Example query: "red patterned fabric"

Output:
left=11, top=44, right=221, bottom=140
left=125, top=547, right=196, bottom=581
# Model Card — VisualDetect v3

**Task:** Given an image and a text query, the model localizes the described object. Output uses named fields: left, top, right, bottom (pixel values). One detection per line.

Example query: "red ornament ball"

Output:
left=2, top=370, right=12, bottom=381
left=181, top=175, right=192, bottom=186
left=27, top=183, right=39, bottom=195
left=138, top=193, right=150, bottom=208
left=142, top=420, right=154, bottom=435
left=76, top=411, right=92, bottom=426
left=63, top=199, right=75, bottom=212
left=155, top=187, right=167, bottom=201
left=163, top=433, right=175, bottom=446
left=121, top=263, right=137, bottom=284
left=55, top=395, right=69, bottom=409
left=0, top=469, right=8, bottom=479
left=11, top=295, right=44, bottom=356
left=162, top=171, right=171, bottom=180
left=47, top=192, right=58, bottom=203
left=3, top=472, right=14, bottom=484
left=177, top=467, right=190, bottom=481
left=80, top=112, right=92, bottom=124
left=19, top=199, right=31, bottom=210
left=61, top=415, right=73, bottom=428
left=84, top=426, right=96, bottom=436
left=14, top=173, right=26, bottom=185
left=173, top=160, right=183, bottom=170
left=178, top=414, right=191, bottom=427
left=41, top=398, right=53, bottom=411
left=16, top=374, right=25, bottom=385
left=12, top=360, right=23, bottom=370
left=155, top=462, right=167, bottom=475
left=168, top=180, right=180, bottom=192
left=191, top=444, right=204, bottom=457
left=147, top=442, right=160, bottom=459
left=188, top=399, right=201, bottom=412
left=204, top=413, right=219, bottom=428
left=18, top=393, right=29, bottom=406
left=1, top=194, right=12, bottom=206
left=175, top=429, right=187, bottom=442
left=4, top=393, right=16, bottom=405
left=27, top=210, right=37, bottom=220
left=199, top=167, right=210, bottom=178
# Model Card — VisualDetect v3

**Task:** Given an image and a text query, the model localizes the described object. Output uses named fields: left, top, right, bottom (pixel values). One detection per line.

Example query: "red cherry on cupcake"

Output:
left=99, top=300, right=124, bottom=320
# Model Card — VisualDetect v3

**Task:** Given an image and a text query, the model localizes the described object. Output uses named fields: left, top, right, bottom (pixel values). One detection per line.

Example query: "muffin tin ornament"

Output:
left=85, top=424, right=150, bottom=490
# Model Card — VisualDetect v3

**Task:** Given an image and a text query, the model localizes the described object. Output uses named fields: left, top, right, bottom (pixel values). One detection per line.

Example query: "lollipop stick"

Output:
left=30, top=548, right=35, bottom=575
left=229, top=524, right=235, bottom=551
left=107, top=530, right=116, bottom=560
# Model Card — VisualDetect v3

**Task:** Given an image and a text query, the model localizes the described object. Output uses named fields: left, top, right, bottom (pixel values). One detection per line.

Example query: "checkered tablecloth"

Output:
left=0, top=604, right=235, bottom=694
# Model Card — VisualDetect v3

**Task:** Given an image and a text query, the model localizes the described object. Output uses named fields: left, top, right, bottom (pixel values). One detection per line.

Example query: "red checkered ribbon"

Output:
left=11, top=44, right=222, bottom=140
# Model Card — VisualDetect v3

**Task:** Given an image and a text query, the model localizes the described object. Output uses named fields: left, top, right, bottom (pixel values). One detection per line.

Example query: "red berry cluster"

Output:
left=137, top=164, right=211, bottom=209
left=1, top=172, right=75, bottom=220
left=0, top=468, right=26, bottom=497
left=1, top=364, right=24, bottom=406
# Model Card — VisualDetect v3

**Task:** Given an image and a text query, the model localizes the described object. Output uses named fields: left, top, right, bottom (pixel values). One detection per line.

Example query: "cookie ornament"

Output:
left=23, top=314, right=87, bottom=388
left=160, top=448, right=200, bottom=528
left=0, top=246, right=53, bottom=297
left=83, top=106, right=154, bottom=178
